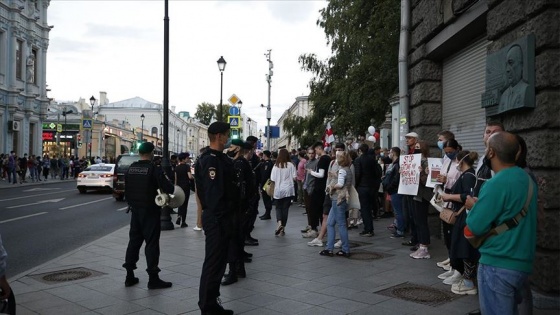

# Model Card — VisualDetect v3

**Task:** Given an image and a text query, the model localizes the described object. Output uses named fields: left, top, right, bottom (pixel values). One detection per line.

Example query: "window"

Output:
left=31, top=49, right=37, bottom=84
left=29, top=123, right=35, bottom=155
left=16, top=40, right=23, bottom=80
left=151, top=127, right=158, bottom=137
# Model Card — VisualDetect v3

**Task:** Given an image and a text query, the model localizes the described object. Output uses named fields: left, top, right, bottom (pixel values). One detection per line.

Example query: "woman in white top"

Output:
left=270, top=148, right=297, bottom=236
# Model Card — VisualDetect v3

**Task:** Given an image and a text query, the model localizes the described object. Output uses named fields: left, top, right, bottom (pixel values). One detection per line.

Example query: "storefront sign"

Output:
left=42, top=132, right=55, bottom=141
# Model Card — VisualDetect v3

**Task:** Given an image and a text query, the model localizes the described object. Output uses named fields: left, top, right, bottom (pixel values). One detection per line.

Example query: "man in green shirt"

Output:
left=466, top=132, right=537, bottom=315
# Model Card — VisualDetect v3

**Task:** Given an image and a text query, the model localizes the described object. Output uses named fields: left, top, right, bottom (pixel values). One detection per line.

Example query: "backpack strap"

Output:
left=493, top=174, right=534, bottom=235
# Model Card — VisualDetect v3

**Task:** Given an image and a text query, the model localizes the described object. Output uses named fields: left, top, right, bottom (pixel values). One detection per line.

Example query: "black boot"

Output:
left=124, top=269, right=139, bottom=287
left=148, top=274, right=172, bottom=289
left=236, top=260, right=246, bottom=278
left=221, top=263, right=238, bottom=285
left=175, top=216, right=181, bottom=225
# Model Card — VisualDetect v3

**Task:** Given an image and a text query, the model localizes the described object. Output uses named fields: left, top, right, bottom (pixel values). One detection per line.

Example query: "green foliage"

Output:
left=194, top=102, right=216, bottom=125
left=297, top=0, right=400, bottom=139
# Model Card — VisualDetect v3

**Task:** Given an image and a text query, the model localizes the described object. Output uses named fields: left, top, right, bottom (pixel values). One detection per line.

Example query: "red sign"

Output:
left=42, top=132, right=55, bottom=141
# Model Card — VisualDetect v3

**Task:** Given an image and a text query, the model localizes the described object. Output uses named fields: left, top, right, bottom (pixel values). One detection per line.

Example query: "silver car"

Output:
left=77, top=163, right=116, bottom=194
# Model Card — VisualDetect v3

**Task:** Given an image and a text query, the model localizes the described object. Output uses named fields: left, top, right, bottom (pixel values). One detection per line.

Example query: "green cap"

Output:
left=138, top=142, right=155, bottom=154
left=231, top=139, right=244, bottom=147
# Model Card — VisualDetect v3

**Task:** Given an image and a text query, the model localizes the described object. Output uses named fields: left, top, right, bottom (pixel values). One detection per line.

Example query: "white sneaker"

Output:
left=307, top=238, right=323, bottom=247
left=334, top=240, right=342, bottom=248
left=411, top=247, right=431, bottom=259
left=436, top=258, right=450, bottom=268
left=438, top=268, right=455, bottom=279
left=441, top=264, right=451, bottom=271
left=302, top=230, right=318, bottom=238
left=193, top=226, right=202, bottom=231
left=443, top=270, right=462, bottom=285
left=451, top=279, right=478, bottom=295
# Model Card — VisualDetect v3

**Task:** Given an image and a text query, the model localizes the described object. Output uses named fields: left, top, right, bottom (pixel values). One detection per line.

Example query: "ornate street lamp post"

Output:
left=217, top=56, right=226, bottom=122
left=140, top=114, right=145, bottom=141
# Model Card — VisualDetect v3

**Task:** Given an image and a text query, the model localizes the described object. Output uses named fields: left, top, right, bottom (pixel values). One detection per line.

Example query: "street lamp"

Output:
left=217, top=56, right=227, bottom=122
left=247, top=117, right=252, bottom=137
left=176, top=128, right=180, bottom=153
left=89, top=96, right=96, bottom=161
left=62, top=107, right=73, bottom=157
left=140, top=114, right=145, bottom=141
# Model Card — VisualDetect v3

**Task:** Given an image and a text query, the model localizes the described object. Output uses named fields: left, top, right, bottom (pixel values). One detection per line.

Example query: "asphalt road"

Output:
left=0, top=180, right=131, bottom=277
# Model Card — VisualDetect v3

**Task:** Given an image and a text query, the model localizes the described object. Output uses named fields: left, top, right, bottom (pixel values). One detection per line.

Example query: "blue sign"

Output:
left=229, top=106, right=240, bottom=116
left=82, top=119, right=93, bottom=129
left=257, top=140, right=262, bottom=149
left=228, top=115, right=241, bottom=129
left=265, top=126, right=280, bottom=138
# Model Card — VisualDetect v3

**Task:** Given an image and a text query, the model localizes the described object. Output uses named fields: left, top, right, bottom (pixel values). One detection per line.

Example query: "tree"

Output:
left=194, top=102, right=216, bottom=125
left=298, top=0, right=400, bottom=139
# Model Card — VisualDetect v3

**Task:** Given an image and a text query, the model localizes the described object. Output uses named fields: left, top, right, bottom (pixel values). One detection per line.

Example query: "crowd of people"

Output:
left=0, top=152, right=112, bottom=184
left=118, top=120, right=536, bottom=315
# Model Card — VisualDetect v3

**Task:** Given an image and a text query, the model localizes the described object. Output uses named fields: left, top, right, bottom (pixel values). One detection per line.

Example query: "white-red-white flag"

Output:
left=323, top=122, right=335, bottom=147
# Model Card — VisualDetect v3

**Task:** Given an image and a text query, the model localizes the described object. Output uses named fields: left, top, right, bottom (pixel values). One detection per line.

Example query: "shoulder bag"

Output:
left=465, top=175, right=534, bottom=248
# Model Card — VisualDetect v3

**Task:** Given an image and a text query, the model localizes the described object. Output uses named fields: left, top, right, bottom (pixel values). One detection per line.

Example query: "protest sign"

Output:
left=398, top=154, right=421, bottom=196
left=426, top=158, right=443, bottom=188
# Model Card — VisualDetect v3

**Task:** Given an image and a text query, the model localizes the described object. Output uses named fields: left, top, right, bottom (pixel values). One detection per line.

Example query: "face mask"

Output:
left=437, top=141, right=444, bottom=150
left=456, top=164, right=461, bottom=172
left=224, top=138, right=232, bottom=149
left=226, top=149, right=238, bottom=158
left=446, top=152, right=457, bottom=160
left=414, top=149, right=421, bottom=154
left=380, top=153, right=385, bottom=157
left=482, top=155, right=492, bottom=170
left=335, top=151, right=343, bottom=157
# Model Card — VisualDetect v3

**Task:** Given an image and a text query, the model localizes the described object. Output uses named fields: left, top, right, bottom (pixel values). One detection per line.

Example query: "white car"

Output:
left=77, top=163, right=116, bottom=194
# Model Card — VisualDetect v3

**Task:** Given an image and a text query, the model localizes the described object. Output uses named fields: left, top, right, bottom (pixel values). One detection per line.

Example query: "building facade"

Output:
left=272, top=95, right=311, bottom=150
left=407, top=0, right=559, bottom=293
left=0, top=0, right=50, bottom=156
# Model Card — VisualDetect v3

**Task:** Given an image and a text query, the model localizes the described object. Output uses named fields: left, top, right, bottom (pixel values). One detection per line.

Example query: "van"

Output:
left=112, top=154, right=139, bottom=201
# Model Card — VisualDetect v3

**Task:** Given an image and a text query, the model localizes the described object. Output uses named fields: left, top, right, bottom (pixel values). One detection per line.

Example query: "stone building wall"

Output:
left=408, top=0, right=560, bottom=292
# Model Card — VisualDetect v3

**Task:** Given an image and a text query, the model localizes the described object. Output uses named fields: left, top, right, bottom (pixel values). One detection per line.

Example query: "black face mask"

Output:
left=414, top=149, right=422, bottom=154
left=226, top=150, right=238, bottom=158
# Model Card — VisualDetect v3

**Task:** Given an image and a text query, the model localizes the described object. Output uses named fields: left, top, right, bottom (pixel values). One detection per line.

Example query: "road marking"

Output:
left=117, top=206, right=128, bottom=211
left=0, top=212, right=48, bottom=224
left=23, top=188, right=62, bottom=192
left=6, top=198, right=65, bottom=209
left=0, top=191, right=67, bottom=202
left=59, top=197, right=113, bottom=210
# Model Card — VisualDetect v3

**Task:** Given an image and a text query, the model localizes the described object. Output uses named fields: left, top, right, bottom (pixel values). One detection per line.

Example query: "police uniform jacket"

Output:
left=195, top=149, right=238, bottom=219
left=125, top=160, right=174, bottom=209
left=233, top=157, right=257, bottom=213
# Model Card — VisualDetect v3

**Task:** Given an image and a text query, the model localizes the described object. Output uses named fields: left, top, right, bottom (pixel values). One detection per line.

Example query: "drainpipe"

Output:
left=398, top=0, right=410, bottom=151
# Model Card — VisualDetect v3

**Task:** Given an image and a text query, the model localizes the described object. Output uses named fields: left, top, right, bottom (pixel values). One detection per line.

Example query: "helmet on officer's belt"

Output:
left=154, top=185, right=185, bottom=208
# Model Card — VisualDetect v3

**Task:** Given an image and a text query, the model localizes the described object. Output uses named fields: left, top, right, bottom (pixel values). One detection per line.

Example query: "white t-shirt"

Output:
left=270, top=163, right=297, bottom=200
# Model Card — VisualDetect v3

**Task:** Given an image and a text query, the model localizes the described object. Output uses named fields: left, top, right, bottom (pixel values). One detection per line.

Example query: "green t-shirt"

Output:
left=466, top=166, right=537, bottom=273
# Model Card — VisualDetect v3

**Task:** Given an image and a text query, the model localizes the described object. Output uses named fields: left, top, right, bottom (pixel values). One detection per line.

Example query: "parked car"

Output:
left=112, top=154, right=139, bottom=201
left=77, top=163, right=116, bottom=194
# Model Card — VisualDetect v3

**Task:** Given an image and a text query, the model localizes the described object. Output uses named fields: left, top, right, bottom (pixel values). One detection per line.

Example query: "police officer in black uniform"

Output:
left=244, top=136, right=261, bottom=246
left=222, top=140, right=256, bottom=286
left=196, top=122, right=236, bottom=315
left=122, top=142, right=175, bottom=289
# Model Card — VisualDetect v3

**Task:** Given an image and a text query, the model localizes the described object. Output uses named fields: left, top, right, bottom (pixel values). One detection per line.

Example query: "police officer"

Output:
left=196, top=122, right=236, bottom=315
left=244, top=135, right=261, bottom=246
left=122, top=142, right=174, bottom=289
left=222, top=140, right=256, bottom=286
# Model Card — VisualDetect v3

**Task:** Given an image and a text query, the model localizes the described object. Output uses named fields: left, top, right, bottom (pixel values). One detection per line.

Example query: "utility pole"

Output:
left=265, top=49, right=273, bottom=151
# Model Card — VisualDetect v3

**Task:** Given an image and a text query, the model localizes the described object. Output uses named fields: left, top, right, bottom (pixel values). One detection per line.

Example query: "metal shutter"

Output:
left=442, top=37, right=488, bottom=154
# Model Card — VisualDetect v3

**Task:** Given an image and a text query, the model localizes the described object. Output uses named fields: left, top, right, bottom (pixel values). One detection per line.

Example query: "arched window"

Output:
left=151, top=127, right=158, bottom=137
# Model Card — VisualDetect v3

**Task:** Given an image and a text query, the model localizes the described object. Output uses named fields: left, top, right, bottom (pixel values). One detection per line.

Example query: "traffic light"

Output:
left=231, top=129, right=239, bottom=140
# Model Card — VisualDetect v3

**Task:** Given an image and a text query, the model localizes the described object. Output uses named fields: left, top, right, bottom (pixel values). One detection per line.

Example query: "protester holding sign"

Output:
left=408, top=141, right=432, bottom=259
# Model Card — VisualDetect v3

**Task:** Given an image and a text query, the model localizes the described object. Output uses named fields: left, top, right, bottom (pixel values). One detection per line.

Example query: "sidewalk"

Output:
left=0, top=176, right=76, bottom=189
left=6, top=195, right=538, bottom=315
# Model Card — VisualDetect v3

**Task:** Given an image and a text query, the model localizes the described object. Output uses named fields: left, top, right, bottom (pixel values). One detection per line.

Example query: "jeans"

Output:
left=326, top=199, right=349, bottom=253
left=357, top=186, right=375, bottom=233
left=8, top=167, right=17, bottom=184
left=390, top=193, right=404, bottom=234
left=275, top=197, right=292, bottom=226
left=478, top=263, right=529, bottom=315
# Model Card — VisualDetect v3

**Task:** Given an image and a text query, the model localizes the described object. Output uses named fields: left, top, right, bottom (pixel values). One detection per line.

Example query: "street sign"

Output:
left=228, top=115, right=241, bottom=129
left=82, top=119, right=93, bottom=129
left=228, top=94, right=240, bottom=105
left=229, top=106, right=240, bottom=116
left=49, top=123, right=56, bottom=129
left=56, top=124, right=62, bottom=132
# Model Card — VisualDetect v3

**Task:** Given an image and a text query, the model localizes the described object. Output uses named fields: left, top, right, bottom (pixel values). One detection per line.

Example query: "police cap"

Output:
left=246, top=136, right=258, bottom=143
left=231, top=139, right=244, bottom=147
left=138, top=142, right=155, bottom=154
left=208, top=121, right=230, bottom=134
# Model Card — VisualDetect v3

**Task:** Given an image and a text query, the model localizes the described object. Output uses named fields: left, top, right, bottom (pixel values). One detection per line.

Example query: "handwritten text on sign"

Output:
left=398, top=154, right=421, bottom=196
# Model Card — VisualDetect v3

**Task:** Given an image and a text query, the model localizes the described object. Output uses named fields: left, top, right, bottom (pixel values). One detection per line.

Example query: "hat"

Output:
left=246, top=136, right=258, bottom=143
left=405, top=132, right=419, bottom=138
left=242, top=141, right=254, bottom=150
left=178, top=152, right=190, bottom=160
left=138, top=142, right=155, bottom=154
left=262, top=150, right=271, bottom=157
left=208, top=121, right=230, bottom=134
left=231, top=139, right=244, bottom=147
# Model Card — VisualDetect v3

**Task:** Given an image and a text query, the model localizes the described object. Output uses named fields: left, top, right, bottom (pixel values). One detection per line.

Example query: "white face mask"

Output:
left=335, top=151, right=344, bottom=157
